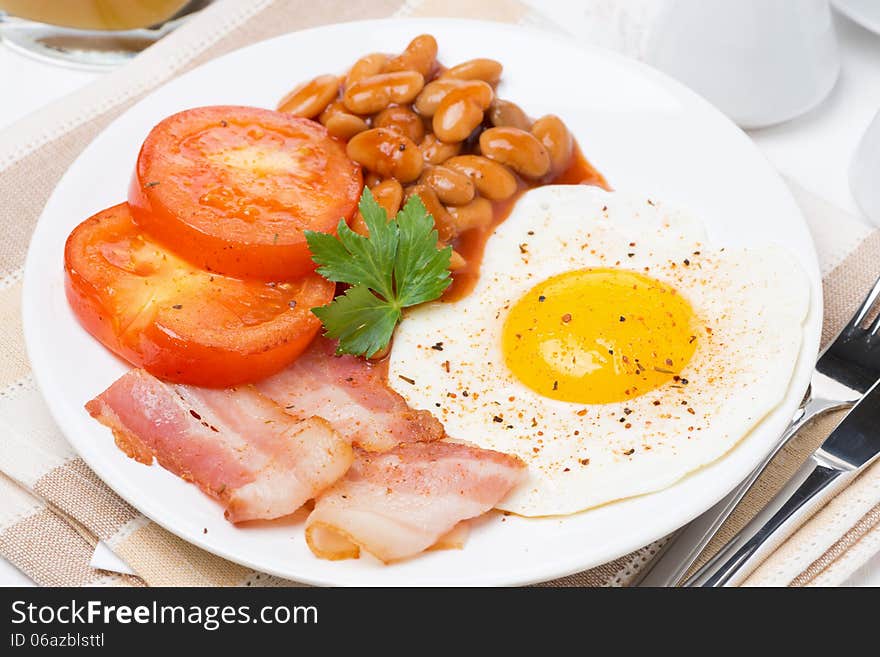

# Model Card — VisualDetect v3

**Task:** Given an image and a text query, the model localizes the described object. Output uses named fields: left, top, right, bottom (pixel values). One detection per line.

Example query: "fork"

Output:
left=638, top=273, right=880, bottom=587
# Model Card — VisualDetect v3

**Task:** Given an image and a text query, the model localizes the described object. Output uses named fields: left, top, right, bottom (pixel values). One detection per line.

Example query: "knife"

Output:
left=683, top=378, right=880, bottom=586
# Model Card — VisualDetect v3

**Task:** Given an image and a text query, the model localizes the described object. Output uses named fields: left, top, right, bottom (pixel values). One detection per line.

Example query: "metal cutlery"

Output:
left=685, top=377, right=880, bottom=586
left=639, top=273, right=880, bottom=586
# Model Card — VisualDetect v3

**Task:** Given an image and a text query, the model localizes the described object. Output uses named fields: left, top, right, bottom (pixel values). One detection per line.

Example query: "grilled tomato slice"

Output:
left=128, top=105, right=362, bottom=280
left=64, top=203, right=335, bottom=386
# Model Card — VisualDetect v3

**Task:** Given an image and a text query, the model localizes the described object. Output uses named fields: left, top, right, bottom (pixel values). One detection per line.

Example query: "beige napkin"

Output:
left=0, top=0, right=878, bottom=587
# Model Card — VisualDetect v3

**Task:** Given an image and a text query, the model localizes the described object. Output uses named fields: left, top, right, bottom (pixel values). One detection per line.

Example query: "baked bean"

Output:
left=368, top=340, right=391, bottom=360
left=347, top=128, right=424, bottom=182
left=431, top=83, right=494, bottom=143
left=441, top=58, right=503, bottom=85
left=448, top=197, right=493, bottom=232
left=414, top=79, right=492, bottom=117
left=479, top=127, right=550, bottom=179
left=373, top=178, right=404, bottom=218
left=531, top=114, right=572, bottom=175
left=320, top=101, right=368, bottom=139
left=433, top=98, right=483, bottom=143
left=350, top=213, right=369, bottom=236
left=414, top=79, right=464, bottom=116
left=343, top=71, right=424, bottom=115
left=386, top=34, right=437, bottom=77
left=374, top=106, right=425, bottom=144
left=420, top=134, right=461, bottom=164
left=489, top=99, right=532, bottom=130
left=448, top=249, right=467, bottom=270
left=406, top=184, right=456, bottom=241
left=318, top=100, right=343, bottom=122
left=444, top=155, right=518, bottom=200
left=324, top=113, right=368, bottom=140
left=351, top=179, right=403, bottom=236
left=346, top=53, right=387, bottom=88
left=420, top=165, right=475, bottom=206
left=278, top=74, right=339, bottom=118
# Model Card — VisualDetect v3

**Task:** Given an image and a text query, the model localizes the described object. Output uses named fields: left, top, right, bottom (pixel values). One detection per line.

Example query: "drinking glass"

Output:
left=851, top=111, right=880, bottom=226
left=0, top=0, right=211, bottom=69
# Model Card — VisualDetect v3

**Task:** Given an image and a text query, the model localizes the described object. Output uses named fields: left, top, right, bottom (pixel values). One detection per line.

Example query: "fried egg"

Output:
left=388, top=186, right=809, bottom=516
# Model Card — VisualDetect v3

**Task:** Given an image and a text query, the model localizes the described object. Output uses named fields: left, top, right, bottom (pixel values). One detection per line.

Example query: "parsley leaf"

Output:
left=394, top=195, right=454, bottom=306
left=305, top=188, right=452, bottom=357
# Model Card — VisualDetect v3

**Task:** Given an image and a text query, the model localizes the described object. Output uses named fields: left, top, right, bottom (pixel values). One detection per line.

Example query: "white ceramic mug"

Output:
left=851, top=111, right=880, bottom=226
left=646, top=0, right=840, bottom=129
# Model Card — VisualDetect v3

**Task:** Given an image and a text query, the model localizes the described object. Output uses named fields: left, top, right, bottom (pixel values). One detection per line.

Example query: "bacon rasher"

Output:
left=305, top=442, right=526, bottom=563
left=256, top=337, right=443, bottom=452
left=85, top=369, right=353, bottom=523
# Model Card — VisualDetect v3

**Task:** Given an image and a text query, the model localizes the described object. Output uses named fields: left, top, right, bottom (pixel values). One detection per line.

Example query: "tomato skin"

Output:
left=129, top=106, right=362, bottom=281
left=65, top=203, right=335, bottom=387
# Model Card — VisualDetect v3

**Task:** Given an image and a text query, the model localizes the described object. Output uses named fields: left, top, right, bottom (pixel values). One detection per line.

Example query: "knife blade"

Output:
left=683, top=378, right=880, bottom=586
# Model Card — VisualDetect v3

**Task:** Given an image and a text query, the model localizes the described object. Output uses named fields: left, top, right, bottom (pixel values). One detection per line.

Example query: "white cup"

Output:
left=646, top=0, right=840, bottom=129
left=833, top=0, right=880, bottom=34
left=851, top=111, right=880, bottom=226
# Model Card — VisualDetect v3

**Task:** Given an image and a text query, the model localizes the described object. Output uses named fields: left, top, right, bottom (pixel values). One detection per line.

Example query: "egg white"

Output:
left=389, top=186, right=809, bottom=516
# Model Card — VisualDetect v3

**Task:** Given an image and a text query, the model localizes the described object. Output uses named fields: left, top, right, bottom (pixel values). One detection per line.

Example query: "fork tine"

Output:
left=844, top=273, right=880, bottom=333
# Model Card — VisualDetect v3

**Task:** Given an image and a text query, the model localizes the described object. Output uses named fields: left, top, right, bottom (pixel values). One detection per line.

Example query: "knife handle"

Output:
left=683, top=458, right=845, bottom=587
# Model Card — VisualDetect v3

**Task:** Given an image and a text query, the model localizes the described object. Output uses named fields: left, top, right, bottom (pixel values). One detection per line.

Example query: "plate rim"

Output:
left=21, top=16, right=822, bottom=586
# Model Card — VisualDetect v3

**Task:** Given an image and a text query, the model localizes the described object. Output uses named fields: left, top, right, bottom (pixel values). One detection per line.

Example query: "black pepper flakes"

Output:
left=172, top=304, right=183, bottom=310
left=431, top=342, right=444, bottom=351
left=492, top=416, right=504, bottom=423
left=398, top=375, right=415, bottom=385
left=538, top=295, right=546, bottom=302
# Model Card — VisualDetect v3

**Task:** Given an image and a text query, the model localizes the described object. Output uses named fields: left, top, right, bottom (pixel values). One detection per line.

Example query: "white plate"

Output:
left=22, top=18, right=822, bottom=586
left=833, top=0, right=880, bottom=35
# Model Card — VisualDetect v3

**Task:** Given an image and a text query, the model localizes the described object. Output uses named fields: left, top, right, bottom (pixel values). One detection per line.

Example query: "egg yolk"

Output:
left=502, top=268, right=697, bottom=404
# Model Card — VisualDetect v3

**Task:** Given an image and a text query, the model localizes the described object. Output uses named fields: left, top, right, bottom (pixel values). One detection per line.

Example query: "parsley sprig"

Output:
left=305, top=188, right=452, bottom=357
